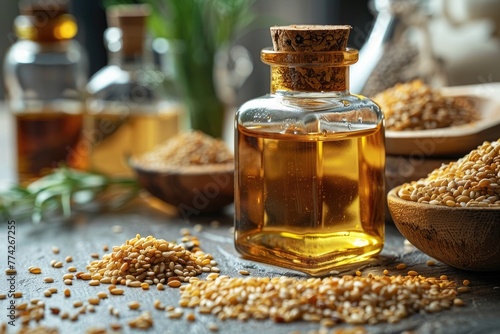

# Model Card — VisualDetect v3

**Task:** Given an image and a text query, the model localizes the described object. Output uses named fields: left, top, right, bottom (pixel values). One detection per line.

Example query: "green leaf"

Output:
left=0, top=167, right=139, bottom=223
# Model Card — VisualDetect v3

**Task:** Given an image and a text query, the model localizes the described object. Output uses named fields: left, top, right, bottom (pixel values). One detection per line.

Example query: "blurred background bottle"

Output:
left=86, top=4, right=183, bottom=176
left=3, top=0, right=88, bottom=185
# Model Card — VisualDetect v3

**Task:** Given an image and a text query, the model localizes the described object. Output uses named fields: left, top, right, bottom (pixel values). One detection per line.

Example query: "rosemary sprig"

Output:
left=0, top=167, right=139, bottom=223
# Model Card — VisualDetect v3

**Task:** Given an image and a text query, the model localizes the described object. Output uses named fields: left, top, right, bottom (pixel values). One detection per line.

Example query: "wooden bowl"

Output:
left=387, top=186, right=500, bottom=271
left=131, top=161, right=234, bottom=214
left=385, top=85, right=500, bottom=157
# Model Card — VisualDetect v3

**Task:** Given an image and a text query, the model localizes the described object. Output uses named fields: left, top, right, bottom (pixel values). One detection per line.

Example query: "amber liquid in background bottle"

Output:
left=16, top=111, right=87, bottom=181
left=86, top=106, right=181, bottom=176
left=3, top=4, right=88, bottom=184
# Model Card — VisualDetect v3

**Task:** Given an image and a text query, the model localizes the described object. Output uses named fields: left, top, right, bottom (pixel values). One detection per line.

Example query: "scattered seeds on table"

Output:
left=0, top=294, right=6, bottom=300
left=154, top=299, right=165, bottom=311
left=5, top=269, right=16, bottom=275
left=110, top=323, right=122, bottom=331
left=128, top=311, right=153, bottom=329
left=29, top=267, right=42, bottom=274
left=89, top=280, right=100, bottom=286
left=207, top=322, right=219, bottom=332
left=68, top=266, right=77, bottom=272
left=43, top=277, right=54, bottom=283
left=64, top=288, right=71, bottom=297
left=179, top=274, right=465, bottom=325
left=88, top=297, right=100, bottom=305
left=52, top=246, right=60, bottom=254
left=97, top=291, right=108, bottom=299
left=64, top=279, right=73, bottom=285
left=396, top=263, right=407, bottom=270
left=128, top=301, right=141, bottom=310
left=62, top=273, right=74, bottom=280
left=65, top=256, right=73, bottom=263
left=73, top=301, right=83, bottom=308
left=426, top=260, right=436, bottom=266
left=167, top=308, right=183, bottom=319
left=238, top=270, right=250, bottom=276
left=463, top=280, right=471, bottom=286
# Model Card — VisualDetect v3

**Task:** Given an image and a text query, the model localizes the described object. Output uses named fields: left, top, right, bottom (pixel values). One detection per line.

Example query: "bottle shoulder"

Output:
left=4, top=40, right=87, bottom=69
left=236, top=93, right=383, bottom=134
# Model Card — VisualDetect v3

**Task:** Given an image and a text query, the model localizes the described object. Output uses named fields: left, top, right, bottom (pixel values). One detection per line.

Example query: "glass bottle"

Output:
left=86, top=4, right=183, bottom=176
left=351, top=0, right=446, bottom=96
left=3, top=0, right=88, bottom=185
left=234, top=25, right=386, bottom=276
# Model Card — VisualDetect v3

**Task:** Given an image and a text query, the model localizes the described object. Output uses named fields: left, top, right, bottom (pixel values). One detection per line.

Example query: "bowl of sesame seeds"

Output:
left=375, top=81, right=500, bottom=157
left=387, top=140, right=500, bottom=271
left=130, top=130, right=235, bottom=214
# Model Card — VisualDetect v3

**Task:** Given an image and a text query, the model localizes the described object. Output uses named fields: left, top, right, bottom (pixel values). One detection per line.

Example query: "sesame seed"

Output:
left=396, top=263, right=407, bottom=270
left=28, top=267, right=42, bottom=274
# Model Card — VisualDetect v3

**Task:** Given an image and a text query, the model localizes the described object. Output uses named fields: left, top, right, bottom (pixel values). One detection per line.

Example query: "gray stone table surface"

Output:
left=1, top=198, right=499, bottom=334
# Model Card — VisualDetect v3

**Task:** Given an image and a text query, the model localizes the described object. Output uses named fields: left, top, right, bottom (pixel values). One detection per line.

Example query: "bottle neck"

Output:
left=105, top=27, right=151, bottom=71
left=270, top=65, right=350, bottom=94
left=261, top=48, right=358, bottom=96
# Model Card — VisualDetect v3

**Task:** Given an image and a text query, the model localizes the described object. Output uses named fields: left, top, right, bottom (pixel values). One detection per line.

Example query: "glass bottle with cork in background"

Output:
left=3, top=0, right=88, bottom=185
left=86, top=4, right=183, bottom=177
left=234, top=25, right=386, bottom=276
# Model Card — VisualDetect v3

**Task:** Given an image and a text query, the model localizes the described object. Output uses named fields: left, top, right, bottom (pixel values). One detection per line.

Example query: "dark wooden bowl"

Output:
left=131, top=161, right=234, bottom=214
left=387, top=186, right=500, bottom=271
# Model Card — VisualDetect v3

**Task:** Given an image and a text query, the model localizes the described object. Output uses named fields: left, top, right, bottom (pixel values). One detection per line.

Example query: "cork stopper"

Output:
left=107, top=4, right=151, bottom=57
left=267, top=25, right=352, bottom=92
left=271, top=25, right=351, bottom=52
left=19, top=0, right=69, bottom=16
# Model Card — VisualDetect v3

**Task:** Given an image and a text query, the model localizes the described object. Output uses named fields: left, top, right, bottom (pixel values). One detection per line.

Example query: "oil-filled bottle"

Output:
left=234, top=25, right=386, bottom=276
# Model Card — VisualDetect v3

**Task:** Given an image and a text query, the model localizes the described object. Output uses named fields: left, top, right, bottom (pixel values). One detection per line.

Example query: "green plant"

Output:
left=145, top=0, right=256, bottom=138
left=0, top=167, right=139, bottom=223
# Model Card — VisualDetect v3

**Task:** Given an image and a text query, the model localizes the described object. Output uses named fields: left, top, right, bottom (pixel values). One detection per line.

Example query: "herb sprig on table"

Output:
left=0, top=167, right=139, bottom=223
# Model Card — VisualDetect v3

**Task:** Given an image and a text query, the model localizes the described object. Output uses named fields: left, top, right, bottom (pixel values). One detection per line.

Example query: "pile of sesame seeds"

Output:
left=134, top=130, right=234, bottom=169
left=398, top=140, right=500, bottom=207
left=373, top=79, right=479, bottom=131
left=178, top=273, right=464, bottom=325
left=85, top=234, right=219, bottom=289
